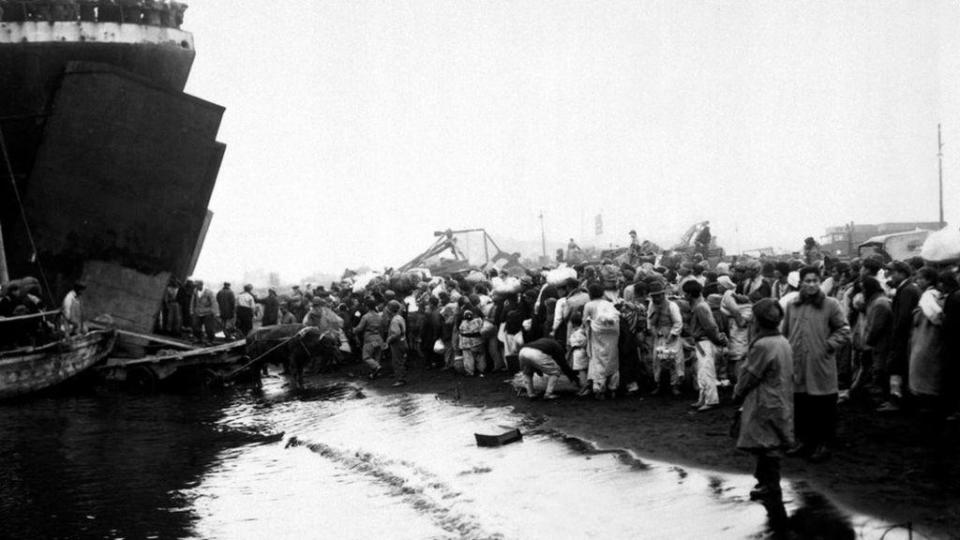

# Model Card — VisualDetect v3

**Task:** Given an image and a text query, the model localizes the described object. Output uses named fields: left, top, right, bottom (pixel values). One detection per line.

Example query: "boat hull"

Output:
left=0, top=329, right=116, bottom=399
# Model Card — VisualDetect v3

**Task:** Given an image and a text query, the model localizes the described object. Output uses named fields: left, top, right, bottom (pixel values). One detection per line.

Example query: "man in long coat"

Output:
left=782, top=266, right=850, bottom=463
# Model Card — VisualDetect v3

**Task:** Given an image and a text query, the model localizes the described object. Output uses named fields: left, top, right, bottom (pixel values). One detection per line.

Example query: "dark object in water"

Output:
left=475, top=429, right=522, bottom=447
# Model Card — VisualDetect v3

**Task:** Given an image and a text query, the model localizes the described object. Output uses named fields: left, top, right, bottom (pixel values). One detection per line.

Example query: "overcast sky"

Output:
left=184, top=0, right=960, bottom=283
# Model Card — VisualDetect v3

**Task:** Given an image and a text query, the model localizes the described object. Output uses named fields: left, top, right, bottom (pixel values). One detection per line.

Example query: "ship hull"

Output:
left=0, top=21, right=225, bottom=336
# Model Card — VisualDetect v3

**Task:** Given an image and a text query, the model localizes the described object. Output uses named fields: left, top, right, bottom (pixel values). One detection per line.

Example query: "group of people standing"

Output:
left=167, top=234, right=959, bottom=516
left=303, top=242, right=957, bottom=515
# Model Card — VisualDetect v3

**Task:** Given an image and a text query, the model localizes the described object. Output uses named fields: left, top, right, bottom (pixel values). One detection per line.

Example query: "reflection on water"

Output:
left=0, top=377, right=917, bottom=539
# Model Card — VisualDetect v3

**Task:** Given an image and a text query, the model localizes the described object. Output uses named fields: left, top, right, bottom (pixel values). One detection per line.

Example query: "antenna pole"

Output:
left=938, top=124, right=945, bottom=228
left=539, top=211, right=546, bottom=259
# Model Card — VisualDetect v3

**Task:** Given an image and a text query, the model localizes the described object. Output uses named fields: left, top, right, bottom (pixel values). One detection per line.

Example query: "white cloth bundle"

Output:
left=921, top=226, right=960, bottom=263
left=493, top=276, right=522, bottom=295
left=546, top=266, right=577, bottom=286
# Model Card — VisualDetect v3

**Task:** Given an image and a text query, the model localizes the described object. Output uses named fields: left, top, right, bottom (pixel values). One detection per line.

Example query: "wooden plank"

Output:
left=115, top=329, right=195, bottom=350
left=0, top=309, right=61, bottom=323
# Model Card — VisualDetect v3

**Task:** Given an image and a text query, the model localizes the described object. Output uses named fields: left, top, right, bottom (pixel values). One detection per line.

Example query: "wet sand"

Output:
left=348, top=363, right=960, bottom=538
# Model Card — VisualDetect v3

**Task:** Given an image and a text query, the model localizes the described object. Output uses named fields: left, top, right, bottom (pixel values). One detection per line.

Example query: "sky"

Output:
left=184, top=0, right=960, bottom=284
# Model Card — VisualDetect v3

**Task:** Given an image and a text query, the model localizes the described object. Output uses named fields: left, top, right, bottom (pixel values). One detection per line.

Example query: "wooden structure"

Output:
left=95, top=339, right=247, bottom=390
left=0, top=324, right=115, bottom=399
left=399, top=228, right=524, bottom=275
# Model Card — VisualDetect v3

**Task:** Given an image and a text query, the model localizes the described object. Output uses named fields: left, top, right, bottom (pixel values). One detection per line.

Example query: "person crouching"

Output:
left=732, top=298, right=794, bottom=506
left=519, top=337, right=578, bottom=400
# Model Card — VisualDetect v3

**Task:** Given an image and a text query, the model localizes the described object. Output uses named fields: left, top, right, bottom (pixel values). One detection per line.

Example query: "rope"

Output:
left=0, top=126, right=55, bottom=307
left=879, top=522, right=913, bottom=540
left=223, top=327, right=312, bottom=380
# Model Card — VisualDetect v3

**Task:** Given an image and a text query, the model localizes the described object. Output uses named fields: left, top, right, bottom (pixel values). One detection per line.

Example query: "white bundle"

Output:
left=465, top=270, right=485, bottom=284
left=921, top=226, right=960, bottom=263
left=351, top=271, right=380, bottom=293
left=546, top=265, right=578, bottom=287
left=493, top=276, right=522, bottom=295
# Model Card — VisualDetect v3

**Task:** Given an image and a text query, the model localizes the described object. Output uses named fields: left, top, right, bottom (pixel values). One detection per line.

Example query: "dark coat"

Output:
left=216, top=288, right=236, bottom=319
left=891, top=281, right=921, bottom=372
left=260, top=295, right=280, bottom=326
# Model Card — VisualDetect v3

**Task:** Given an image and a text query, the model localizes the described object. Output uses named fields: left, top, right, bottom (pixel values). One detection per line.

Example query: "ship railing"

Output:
left=0, top=1, right=186, bottom=28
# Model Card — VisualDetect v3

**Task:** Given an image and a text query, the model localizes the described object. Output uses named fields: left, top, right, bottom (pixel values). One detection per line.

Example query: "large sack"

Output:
left=465, top=270, right=485, bottom=284
left=493, top=276, right=522, bottom=295
left=351, top=272, right=380, bottom=293
left=546, top=266, right=577, bottom=286
left=921, top=226, right=960, bottom=263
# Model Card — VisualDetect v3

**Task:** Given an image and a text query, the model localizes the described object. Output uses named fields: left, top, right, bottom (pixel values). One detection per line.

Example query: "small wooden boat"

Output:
left=0, top=324, right=116, bottom=400
left=475, top=428, right=523, bottom=447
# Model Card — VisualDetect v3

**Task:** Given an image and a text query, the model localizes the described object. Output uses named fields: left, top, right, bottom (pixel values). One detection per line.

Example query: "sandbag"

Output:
left=921, top=226, right=960, bottom=263
left=546, top=266, right=577, bottom=287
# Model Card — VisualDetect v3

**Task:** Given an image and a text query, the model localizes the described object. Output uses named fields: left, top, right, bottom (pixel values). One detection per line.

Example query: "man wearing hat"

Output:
left=683, top=280, right=728, bottom=411
left=694, top=221, right=712, bottom=258
left=236, top=284, right=257, bottom=337
left=737, top=260, right=771, bottom=302
left=217, top=282, right=236, bottom=338
left=191, top=280, right=220, bottom=345
left=384, top=300, right=408, bottom=387
left=876, top=260, right=921, bottom=413
left=732, top=298, right=793, bottom=507
left=260, top=289, right=280, bottom=327
left=62, top=281, right=87, bottom=336
left=647, top=279, right=683, bottom=396
left=628, top=230, right=642, bottom=265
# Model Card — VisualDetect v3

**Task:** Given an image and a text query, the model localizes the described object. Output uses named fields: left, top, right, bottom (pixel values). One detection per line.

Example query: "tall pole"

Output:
left=0, top=220, right=8, bottom=283
left=539, top=211, right=546, bottom=259
left=938, top=124, right=945, bottom=228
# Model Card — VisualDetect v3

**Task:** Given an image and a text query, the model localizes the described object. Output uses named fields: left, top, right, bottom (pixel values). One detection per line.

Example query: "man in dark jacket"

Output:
left=420, top=296, right=444, bottom=369
left=939, top=271, right=960, bottom=421
left=260, top=289, right=280, bottom=327
left=217, top=282, right=236, bottom=338
left=877, top=261, right=920, bottom=413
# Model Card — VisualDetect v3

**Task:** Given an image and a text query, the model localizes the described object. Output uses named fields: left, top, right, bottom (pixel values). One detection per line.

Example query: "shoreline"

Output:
left=332, top=363, right=960, bottom=538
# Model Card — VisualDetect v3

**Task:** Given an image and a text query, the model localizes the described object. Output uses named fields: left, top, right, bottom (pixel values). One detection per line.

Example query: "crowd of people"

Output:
left=173, top=234, right=953, bottom=506
left=3, top=227, right=959, bottom=518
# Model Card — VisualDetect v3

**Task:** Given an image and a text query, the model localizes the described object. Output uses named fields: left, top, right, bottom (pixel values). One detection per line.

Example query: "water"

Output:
left=0, top=378, right=915, bottom=539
